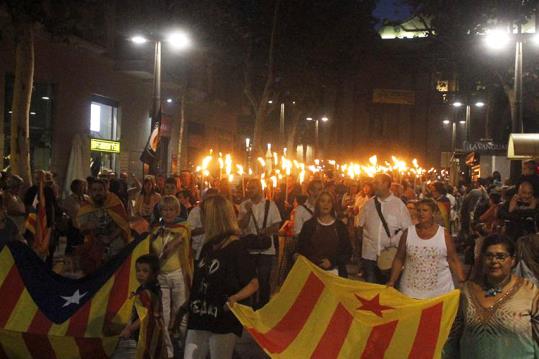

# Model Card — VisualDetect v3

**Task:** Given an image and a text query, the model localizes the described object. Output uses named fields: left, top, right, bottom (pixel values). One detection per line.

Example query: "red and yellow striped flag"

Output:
left=0, top=235, right=150, bottom=359
left=231, top=256, right=459, bottom=359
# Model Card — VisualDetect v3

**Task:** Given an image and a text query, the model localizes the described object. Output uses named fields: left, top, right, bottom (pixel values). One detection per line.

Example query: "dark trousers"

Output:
left=252, top=254, right=275, bottom=309
left=361, top=258, right=387, bottom=284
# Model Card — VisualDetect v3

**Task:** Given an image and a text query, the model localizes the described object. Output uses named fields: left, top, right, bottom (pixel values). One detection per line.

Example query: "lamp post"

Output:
left=131, top=31, right=191, bottom=174
left=443, top=119, right=466, bottom=152
left=306, top=116, right=329, bottom=158
left=268, top=100, right=295, bottom=149
left=451, top=100, right=485, bottom=147
left=484, top=26, right=539, bottom=179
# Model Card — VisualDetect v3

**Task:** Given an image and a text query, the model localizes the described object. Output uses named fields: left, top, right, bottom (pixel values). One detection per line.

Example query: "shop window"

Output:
left=90, top=96, right=119, bottom=175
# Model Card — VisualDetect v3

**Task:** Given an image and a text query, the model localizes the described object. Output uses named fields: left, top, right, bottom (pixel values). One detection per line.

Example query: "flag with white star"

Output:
left=230, top=256, right=460, bottom=359
left=0, top=233, right=150, bottom=358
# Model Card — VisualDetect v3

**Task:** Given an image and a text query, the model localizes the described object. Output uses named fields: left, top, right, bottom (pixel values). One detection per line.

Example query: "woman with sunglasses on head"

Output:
left=387, top=199, right=465, bottom=298
left=444, top=234, right=539, bottom=359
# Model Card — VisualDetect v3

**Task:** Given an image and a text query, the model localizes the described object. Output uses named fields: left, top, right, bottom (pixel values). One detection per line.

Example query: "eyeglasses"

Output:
left=484, top=253, right=512, bottom=262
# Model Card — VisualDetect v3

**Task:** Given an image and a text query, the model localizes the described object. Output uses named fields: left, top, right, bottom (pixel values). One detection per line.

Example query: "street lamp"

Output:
left=131, top=30, right=191, bottom=174
left=484, top=27, right=523, bottom=134
left=306, top=116, right=329, bottom=158
left=443, top=119, right=466, bottom=152
left=451, top=99, right=485, bottom=145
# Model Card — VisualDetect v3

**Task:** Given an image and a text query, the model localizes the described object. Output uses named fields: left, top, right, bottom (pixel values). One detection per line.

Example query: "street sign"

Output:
left=90, top=138, right=120, bottom=153
left=372, top=89, right=415, bottom=105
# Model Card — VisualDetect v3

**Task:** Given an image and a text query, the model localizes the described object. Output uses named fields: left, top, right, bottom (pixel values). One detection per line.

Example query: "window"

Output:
left=90, top=96, right=118, bottom=140
left=90, top=96, right=119, bottom=174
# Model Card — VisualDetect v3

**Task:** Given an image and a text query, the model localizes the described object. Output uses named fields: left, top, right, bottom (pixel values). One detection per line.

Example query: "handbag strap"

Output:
left=374, top=197, right=391, bottom=238
left=300, top=204, right=314, bottom=216
left=250, top=200, right=270, bottom=235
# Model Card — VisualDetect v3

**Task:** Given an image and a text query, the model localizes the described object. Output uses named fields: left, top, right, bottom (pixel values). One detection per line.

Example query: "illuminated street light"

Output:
left=131, top=30, right=192, bottom=174
left=459, top=120, right=466, bottom=124
left=321, top=116, right=329, bottom=122
left=306, top=117, right=313, bottom=121
left=41, top=96, right=51, bottom=100
left=442, top=120, right=450, bottom=125
left=452, top=101, right=463, bottom=107
left=268, top=100, right=273, bottom=104
left=475, top=101, right=485, bottom=108
left=131, top=35, right=148, bottom=44
left=167, top=31, right=191, bottom=50
left=484, top=29, right=511, bottom=50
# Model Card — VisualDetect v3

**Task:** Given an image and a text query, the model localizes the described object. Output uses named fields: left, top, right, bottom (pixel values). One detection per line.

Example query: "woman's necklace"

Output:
left=482, top=274, right=512, bottom=297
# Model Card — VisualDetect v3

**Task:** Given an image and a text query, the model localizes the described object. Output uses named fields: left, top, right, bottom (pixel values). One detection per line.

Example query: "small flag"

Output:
left=25, top=173, right=51, bottom=257
left=140, top=109, right=161, bottom=165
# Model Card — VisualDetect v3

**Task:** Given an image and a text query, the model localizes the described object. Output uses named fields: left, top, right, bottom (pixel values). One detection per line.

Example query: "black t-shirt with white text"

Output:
left=187, top=239, right=256, bottom=336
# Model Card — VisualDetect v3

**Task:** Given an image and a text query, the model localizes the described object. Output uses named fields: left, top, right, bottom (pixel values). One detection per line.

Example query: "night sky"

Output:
left=373, top=0, right=412, bottom=21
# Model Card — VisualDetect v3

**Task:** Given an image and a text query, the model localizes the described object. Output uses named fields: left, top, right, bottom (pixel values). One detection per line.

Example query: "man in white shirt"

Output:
left=292, top=179, right=323, bottom=236
left=359, top=173, right=411, bottom=284
left=238, top=179, right=282, bottom=308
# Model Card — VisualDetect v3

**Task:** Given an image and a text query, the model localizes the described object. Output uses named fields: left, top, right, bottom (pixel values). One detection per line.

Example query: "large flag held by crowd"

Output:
left=231, top=256, right=460, bottom=359
left=0, top=234, right=149, bottom=359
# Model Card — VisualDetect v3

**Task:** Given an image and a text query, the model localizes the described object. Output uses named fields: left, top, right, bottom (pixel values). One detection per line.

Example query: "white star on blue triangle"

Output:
left=60, top=289, right=88, bottom=308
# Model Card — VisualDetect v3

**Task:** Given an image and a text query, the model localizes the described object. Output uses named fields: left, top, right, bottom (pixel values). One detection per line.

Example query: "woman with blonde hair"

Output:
left=184, top=195, right=258, bottom=359
left=150, top=195, right=192, bottom=358
left=134, top=175, right=161, bottom=222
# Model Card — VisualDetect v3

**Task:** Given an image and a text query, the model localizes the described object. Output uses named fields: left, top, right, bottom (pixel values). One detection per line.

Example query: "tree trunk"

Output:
left=177, top=91, right=186, bottom=173
left=11, top=21, right=34, bottom=185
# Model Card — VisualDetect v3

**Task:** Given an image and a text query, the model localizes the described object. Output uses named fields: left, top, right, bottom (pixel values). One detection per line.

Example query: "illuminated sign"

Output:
left=90, top=138, right=120, bottom=153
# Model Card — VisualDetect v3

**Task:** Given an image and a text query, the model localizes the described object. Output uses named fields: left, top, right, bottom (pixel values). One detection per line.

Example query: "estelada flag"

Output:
left=140, top=109, right=161, bottom=165
left=231, top=256, right=460, bottom=359
left=0, top=233, right=150, bottom=359
left=24, top=174, right=51, bottom=257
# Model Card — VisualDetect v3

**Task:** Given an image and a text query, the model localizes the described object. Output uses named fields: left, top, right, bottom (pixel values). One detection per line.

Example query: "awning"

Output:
left=507, top=133, right=539, bottom=160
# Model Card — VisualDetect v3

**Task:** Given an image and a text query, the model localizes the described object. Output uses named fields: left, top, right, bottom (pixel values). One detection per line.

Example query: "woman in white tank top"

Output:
left=386, top=199, right=465, bottom=299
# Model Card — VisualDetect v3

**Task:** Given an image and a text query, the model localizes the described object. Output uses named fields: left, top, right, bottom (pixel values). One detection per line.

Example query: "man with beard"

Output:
left=77, top=179, right=131, bottom=274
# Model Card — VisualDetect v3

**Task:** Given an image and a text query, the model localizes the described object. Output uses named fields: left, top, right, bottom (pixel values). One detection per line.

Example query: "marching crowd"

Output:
left=0, top=161, right=538, bottom=358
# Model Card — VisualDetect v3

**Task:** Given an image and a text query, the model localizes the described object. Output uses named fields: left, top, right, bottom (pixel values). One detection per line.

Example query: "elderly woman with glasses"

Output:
left=444, top=234, right=539, bottom=358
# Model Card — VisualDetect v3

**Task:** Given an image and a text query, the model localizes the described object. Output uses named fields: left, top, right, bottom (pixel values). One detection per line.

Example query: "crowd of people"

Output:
left=0, top=159, right=538, bottom=358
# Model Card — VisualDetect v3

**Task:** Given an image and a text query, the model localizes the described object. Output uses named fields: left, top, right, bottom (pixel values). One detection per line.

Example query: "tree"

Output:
left=5, top=0, right=104, bottom=184
left=5, top=1, right=39, bottom=184
left=405, top=0, right=538, bottom=133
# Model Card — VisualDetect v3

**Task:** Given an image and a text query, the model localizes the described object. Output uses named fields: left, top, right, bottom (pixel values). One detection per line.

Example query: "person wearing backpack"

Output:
left=238, top=179, right=281, bottom=309
left=293, top=179, right=323, bottom=236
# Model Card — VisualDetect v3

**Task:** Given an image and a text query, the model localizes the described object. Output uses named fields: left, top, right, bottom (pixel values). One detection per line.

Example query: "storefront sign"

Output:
left=91, top=138, right=120, bottom=153
left=463, top=141, right=507, bottom=154
left=373, top=89, right=415, bottom=105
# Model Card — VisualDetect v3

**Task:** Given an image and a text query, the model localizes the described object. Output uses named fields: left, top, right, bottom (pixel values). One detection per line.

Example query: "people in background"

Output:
left=293, top=179, right=323, bottom=236
left=296, top=191, right=352, bottom=277
left=359, top=173, right=411, bottom=283
left=238, top=179, right=281, bottom=309
left=134, top=175, right=161, bottom=222
left=77, top=179, right=130, bottom=273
